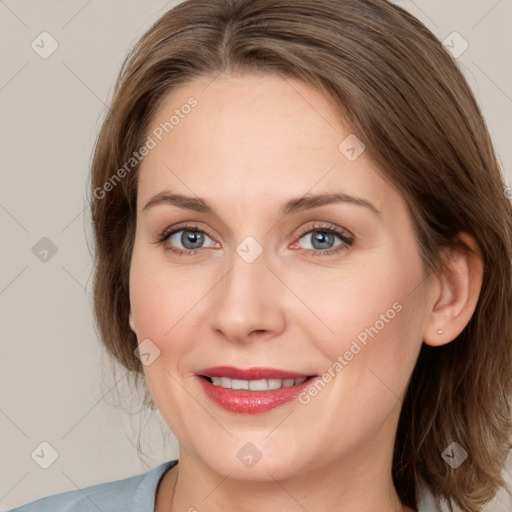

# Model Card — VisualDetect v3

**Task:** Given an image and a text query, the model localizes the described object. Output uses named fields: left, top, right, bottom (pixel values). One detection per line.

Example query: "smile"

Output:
left=204, top=376, right=308, bottom=390
left=195, top=366, right=318, bottom=414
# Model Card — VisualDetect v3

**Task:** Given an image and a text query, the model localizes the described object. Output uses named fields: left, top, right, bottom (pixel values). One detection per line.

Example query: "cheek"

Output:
left=303, top=254, right=426, bottom=420
left=305, top=254, right=423, bottom=356
left=129, top=254, right=203, bottom=433
left=129, top=278, right=169, bottom=340
left=128, top=249, right=215, bottom=401
left=129, top=249, right=203, bottom=339
left=293, top=277, right=424, bottom=457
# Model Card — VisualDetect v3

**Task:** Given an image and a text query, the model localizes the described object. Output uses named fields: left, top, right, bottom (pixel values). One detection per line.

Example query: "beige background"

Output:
left=1, top=0, right=511, bottom=510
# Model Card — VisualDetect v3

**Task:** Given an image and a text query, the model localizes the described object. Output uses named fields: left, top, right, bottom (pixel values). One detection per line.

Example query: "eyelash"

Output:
left=155, top=221, right=354, bottom=257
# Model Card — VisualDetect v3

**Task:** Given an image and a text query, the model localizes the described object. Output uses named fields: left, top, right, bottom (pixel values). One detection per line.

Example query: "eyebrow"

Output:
left=142, top=191, right=381, bottom=217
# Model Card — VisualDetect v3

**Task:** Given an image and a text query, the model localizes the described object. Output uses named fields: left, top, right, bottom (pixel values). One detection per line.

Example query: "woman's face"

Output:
left=129, top=72, right=433, bottom=480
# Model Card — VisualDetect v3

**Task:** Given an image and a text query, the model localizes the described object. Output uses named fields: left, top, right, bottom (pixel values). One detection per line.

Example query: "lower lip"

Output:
left=196, top=376, right=317, bottom=414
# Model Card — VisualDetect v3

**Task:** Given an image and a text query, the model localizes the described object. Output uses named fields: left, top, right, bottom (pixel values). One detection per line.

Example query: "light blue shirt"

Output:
left=8, top=458, right=440, bottom=511
left=7, top=460, right=178, bottom=511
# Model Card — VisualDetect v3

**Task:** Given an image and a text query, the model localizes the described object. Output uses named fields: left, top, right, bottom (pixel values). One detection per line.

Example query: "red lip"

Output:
left=196, top=366, right=313, bottom=380
left=195, top=366, right=318, bottom=414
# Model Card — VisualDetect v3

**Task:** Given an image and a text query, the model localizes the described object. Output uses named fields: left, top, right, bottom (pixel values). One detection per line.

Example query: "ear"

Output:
left=423, top=232, right=484, bottom=347
left=129, top=308, right=136, bottom=333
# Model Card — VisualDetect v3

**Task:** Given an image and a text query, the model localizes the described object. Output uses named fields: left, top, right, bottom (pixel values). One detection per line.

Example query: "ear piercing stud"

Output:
left=437, top=329, right=444, bottom=335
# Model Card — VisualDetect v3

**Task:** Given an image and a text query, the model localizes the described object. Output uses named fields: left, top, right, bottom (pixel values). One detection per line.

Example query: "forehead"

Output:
left=136, top=72, right=394, bottom=216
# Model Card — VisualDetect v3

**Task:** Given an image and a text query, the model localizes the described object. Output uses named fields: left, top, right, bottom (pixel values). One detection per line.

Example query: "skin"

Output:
left=128, top=72, right=483, bottom=512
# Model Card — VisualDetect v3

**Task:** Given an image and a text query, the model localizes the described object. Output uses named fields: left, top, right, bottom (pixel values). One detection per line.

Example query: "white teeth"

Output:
left=207, top=376, right=309, bottom=390
left=231, top=379, right=249, bottom=390
left=267, top=379, right=282, bottom=390
left=248, top=379, right=267, bottom=391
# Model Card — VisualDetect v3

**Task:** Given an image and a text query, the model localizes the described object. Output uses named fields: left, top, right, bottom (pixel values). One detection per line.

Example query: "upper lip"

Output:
left=196, top=366, right=316, bottom=380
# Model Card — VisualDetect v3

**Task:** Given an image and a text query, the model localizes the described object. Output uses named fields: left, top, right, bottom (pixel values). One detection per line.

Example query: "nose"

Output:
left=208, top=246, right=286, bottom=344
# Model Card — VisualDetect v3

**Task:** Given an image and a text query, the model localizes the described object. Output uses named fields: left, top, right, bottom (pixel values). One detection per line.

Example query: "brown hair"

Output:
left=89, top=0, right=512, bottom=509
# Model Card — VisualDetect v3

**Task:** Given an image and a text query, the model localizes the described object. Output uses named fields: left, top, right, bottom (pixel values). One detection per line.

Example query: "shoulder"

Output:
left=417, top=481, right=445, bottom=512
left=7, top=459, right=178, bottom=512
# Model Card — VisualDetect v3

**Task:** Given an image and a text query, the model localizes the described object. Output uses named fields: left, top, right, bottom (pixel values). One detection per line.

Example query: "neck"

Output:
left=159, top=444, right=415, bottom=512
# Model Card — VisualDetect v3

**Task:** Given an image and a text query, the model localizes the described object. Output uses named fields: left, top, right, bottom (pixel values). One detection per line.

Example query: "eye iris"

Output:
left=312, top=231, right=334, bottom=250
left=173, top=229, right=339, bottom=251
left=182, top=230, right=204, bottom=249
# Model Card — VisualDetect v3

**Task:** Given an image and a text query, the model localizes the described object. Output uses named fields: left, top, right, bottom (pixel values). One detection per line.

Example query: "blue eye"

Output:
left=159, top=224, right=217, bottom=255
left=156, top=222, right=354, bottom=257
left=299, top=230, right=341, bottom=250
left=295, top=225, right=353, bottom=256
left=169, top=229, right=210, bottom=250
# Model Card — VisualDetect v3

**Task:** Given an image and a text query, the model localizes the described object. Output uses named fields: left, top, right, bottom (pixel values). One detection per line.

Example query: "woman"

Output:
left=10, top=0, right=512, bottom=511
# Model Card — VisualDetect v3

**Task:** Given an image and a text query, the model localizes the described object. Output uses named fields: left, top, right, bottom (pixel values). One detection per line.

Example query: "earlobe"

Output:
left=423, top=232, right=483, bottom=347
left=129, top=309, right=136, bottom=333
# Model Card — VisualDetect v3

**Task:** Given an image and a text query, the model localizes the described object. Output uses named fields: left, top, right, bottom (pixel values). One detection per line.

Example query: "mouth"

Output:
left=199, top=375, right=313, bottom=390
left=195, top=366, right=318, bottom=414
